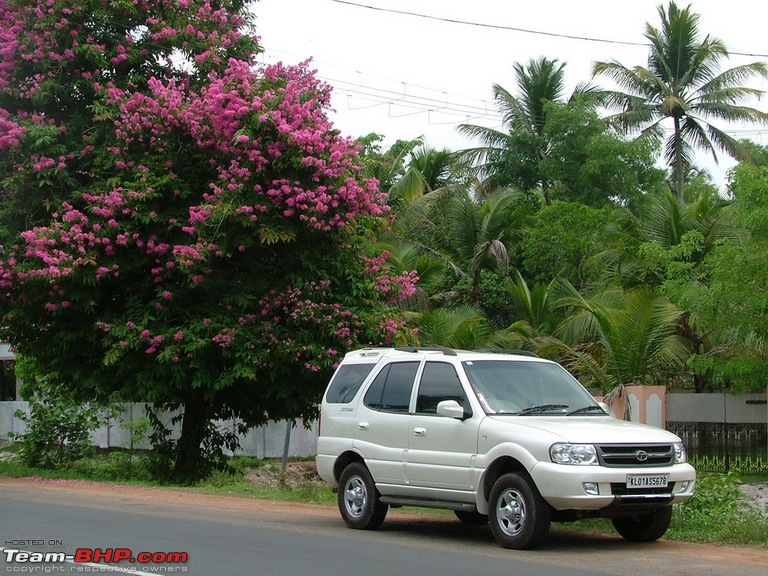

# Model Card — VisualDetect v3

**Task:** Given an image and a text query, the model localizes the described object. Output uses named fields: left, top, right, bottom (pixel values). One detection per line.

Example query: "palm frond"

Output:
left=393, top=186, right=455, bottom=240
left=389, top=165, right=428, bottom=206
left=511, top=270, right=557, bottom=333
left=603, top=384, right=631, bottom=420
left=472, top=238, right=509, bottom=277
left=697, top=62, right=768, bottom=96
left=703, top=124, right=754, bottom=164
left=412, top=306, right=494, bottom=350
left=456, top=125, right=512, bottom=150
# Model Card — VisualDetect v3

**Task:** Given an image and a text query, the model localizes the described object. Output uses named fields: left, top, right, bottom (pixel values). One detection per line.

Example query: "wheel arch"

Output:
left=477, top=456, right=532, bottom=513
left=333, top=450, right=365, bottom=483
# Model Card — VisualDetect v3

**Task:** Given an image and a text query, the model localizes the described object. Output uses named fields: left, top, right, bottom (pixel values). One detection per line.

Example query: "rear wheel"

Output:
left=612, top=506, right=673, bottom=542
left=337, top=462, right=388, bottom=530
left=488, top=472, right=551, bottom=549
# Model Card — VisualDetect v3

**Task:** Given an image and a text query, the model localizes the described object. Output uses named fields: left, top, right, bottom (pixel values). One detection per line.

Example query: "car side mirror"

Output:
left=437, top=400, right=466, bottom=420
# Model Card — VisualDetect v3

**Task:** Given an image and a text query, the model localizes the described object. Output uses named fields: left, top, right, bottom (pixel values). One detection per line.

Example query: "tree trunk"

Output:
left=174, top=390, right=210, bottom=482
left=673, top=116, right=685, bottom=203
left=541, top=181, right=551, bottom=206
left=679, top=312, right=707, bottom=392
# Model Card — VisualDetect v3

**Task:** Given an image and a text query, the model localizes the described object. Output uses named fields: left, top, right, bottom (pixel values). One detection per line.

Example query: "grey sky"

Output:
left=255, top=0, right=768, bottom=188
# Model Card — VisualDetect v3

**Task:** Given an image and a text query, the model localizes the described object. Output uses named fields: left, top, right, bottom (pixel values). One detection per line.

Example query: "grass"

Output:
left=193, top=459, right=336, bottom=505
left=0, top=446, right=337, bottom=504
left=665, top=470, right=768, bottom=546
left=0, top=445, right=765, bottom=548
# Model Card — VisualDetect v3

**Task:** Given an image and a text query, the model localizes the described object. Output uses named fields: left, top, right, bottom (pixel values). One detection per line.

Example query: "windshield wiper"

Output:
left=566, top=405, right=606, bottom=416
left=517, top=404, right=569, bottom=415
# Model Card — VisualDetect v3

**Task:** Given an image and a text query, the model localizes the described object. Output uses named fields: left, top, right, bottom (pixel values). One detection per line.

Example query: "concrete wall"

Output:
left=0, top=343, right=13, bottom=361
left=0, top=401, right=26, bottom=440
left=1, top=402, right=318, bottom=459
left=667, top=391, right=767, bottom=424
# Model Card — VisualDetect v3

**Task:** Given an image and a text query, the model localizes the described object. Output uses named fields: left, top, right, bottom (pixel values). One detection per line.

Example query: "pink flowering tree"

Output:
left=0, top=0, right=417, bottom=481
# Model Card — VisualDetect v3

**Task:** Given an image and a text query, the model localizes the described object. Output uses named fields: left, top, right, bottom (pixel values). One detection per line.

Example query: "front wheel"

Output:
left=337, top=462, right=388, bottom=530
left=488, top=472, right=551, bottom=549
left=612, top=506, right=673, bottom=542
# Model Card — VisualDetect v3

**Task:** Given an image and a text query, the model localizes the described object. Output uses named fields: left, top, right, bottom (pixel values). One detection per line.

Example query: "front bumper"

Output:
left=531, top=461, right=696, bottom=511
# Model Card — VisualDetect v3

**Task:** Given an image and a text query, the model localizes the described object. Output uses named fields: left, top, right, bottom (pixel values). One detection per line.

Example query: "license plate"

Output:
left=626, top=474, right=668, bottom=488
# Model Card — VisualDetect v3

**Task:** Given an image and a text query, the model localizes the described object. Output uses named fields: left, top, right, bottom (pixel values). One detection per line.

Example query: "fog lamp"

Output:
left=582, top=482, right=599, bottom=495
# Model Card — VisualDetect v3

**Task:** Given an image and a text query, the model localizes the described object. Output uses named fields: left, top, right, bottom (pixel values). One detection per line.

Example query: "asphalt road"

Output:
left=1, top=477, right=766, bottom=576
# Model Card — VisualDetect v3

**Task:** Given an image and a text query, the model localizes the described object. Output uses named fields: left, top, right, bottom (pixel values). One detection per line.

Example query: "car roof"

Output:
left=339, top=347, right=550, bottom=365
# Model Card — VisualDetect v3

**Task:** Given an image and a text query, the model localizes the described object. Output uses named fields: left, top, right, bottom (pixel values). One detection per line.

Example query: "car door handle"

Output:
left=357, top=422, right=369, bottom=430
left=413, top=427, right=426, bottom=436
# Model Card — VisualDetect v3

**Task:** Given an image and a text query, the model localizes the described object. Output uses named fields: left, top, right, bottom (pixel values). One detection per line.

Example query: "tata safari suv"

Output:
left=316, top=347, right=696, bottom=550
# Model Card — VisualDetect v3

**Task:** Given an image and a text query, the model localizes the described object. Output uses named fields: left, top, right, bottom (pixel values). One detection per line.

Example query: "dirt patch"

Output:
left=243, top=459, right=323, bottom=488
left=741, top=483, right=768, bottom=517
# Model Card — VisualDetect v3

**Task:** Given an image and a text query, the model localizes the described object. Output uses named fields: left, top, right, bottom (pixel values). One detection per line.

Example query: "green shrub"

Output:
left=677, top=470, right=743, bottom=520
left=11, top=392, right=101, bottom=469
left=9, top=355, right=102, bottom=469
left=671, top=470, right=768, bottom=545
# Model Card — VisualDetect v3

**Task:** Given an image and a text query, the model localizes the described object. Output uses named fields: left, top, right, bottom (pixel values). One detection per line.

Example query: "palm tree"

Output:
left=388, top=144, right=459, bottom=208
left=593, top=1, right=768, bottom=202
left=593, top=187, right=733, bottom=288
left=439, top=188, right=531, bottom=307
left=392, top=186, right=532, bottom=308
left=550, top=282, right=691, bottom=399
left=510, top=269, right=560, bottom=337
left=458, top=57, right=599, bottom=203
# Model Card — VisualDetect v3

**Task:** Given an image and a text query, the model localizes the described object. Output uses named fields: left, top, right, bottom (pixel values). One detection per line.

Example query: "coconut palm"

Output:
left=438, top=188, right=532, bottom=307
left=593, top=1, right=768, bottom=202
left=387, top=144, right=460, bottom=209
left=392, top=186, right=532, bottom=309
left=458, top=57, right=600, bottom=203
left=550, top=282, right=691, bottom=398
left=593, top=188, right=733, bottom=288
left=510, top=269, right=561, bottom=337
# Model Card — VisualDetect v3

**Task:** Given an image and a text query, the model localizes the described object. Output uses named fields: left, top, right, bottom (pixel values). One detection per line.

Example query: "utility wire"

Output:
left=326, top=0, right=768, bottom=58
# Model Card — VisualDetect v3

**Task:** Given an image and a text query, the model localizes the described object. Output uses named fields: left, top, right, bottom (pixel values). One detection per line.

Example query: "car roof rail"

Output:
left=396, top=346, right=458, bottom=356
left=476, top=349, right=540, bottom=358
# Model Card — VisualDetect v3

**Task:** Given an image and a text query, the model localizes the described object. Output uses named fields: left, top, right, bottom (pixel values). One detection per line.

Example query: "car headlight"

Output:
left=673, top=442, right=687, bottom=464
left=550, top=443, right=598, bottom=465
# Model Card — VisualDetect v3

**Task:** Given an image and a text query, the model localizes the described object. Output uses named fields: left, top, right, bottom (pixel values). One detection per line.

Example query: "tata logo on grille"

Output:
left=635, top=450, right=649, bottom=462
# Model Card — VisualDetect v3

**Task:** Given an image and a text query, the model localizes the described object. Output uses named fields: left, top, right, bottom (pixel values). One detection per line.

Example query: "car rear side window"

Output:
left=364, top=361, right=419, bottom=412
left=325, top=363, right=376, bottom=404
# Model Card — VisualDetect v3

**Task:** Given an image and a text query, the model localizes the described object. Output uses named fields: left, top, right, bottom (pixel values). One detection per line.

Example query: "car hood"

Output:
left=484, top=415, right=681, bottom=444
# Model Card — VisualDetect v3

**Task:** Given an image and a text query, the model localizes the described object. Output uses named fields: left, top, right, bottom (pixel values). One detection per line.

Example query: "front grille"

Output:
left=610, top=482, right=676, bottom=496
left=596, top=444, right=674, bottom=467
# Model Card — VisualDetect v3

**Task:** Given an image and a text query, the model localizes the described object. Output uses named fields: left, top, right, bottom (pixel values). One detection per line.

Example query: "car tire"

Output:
left=612, top=506, right=673, bottom=542
left=454, top=510, right=488, bottom=525
left=338, top=462, right=388, bottom=530
left=488, top=472, right=551, bottom=549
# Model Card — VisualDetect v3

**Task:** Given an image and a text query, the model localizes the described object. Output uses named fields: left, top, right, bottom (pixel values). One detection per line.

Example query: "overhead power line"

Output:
left=321, top=74, right=504, bottom=124
left=328, top=0, right=645, bottom=47
left=326, top=0, right=768, bottom=58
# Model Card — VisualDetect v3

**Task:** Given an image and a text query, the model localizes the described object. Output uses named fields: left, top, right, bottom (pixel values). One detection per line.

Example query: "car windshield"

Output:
left=462, top=360, right=600, bottom=416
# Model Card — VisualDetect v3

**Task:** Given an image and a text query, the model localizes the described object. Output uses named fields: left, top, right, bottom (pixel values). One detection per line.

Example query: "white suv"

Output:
left=316, top=347, right=696, bottom=549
